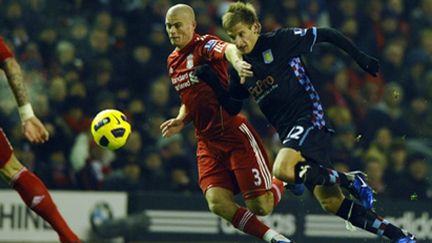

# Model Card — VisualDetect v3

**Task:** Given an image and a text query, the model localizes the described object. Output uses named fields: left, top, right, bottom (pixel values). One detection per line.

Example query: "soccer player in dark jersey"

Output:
left=0, top=37, right=81, bottom=243
left=160, top=4, right=293, bottom=243
left=195, top=2, right=416, bottom=243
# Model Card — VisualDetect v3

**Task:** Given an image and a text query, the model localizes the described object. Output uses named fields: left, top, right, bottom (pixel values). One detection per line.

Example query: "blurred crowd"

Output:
left=0, top=0, right=431, bottom=201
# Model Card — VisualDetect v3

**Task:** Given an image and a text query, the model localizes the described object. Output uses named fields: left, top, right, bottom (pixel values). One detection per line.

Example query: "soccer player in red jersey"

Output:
left=0, top=36, right=81, bottom=243
left=160, top=4, right=293, bottom=243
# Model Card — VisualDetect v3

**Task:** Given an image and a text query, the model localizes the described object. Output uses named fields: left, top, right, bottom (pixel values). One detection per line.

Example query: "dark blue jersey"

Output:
left=240, top=27, right=328, bottom=138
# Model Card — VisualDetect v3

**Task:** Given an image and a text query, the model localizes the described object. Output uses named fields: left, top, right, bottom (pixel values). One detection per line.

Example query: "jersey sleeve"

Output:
left=0, top=37, right=14, bottom=62
left=200, top=35, right=228, bottom=62
left=278, top=27, right=317, bottom=56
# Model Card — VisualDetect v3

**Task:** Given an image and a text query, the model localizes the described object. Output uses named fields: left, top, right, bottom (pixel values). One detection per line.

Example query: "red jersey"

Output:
left=167, top=33, right=241, bottom=138
left=0, top=37, right=13, bottom=62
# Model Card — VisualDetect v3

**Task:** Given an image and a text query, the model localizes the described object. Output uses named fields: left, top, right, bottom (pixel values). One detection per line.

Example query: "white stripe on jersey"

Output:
left=239, top=123, right=272, bottom=190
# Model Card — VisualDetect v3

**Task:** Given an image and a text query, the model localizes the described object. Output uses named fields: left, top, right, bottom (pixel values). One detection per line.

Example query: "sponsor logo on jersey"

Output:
left=248, top=75, right=279, bottom=103
left=204, top=39, right=217, bottom=51
left=205, top=39, right=225, bottom=53
left=172, top=71, right=199, bottom=91
left=262, top=49, right=274, bottom=64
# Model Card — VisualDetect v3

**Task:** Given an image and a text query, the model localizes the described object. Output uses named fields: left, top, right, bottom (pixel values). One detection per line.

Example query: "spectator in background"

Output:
left=364, top=150, right=387, bottom=197
left=387, top=153, right=431, bottom=201
left=331, top=124, right=364, bottom=171
left=401, top=50, right=430, bottom=101
left=384, top=139, right=408, bottom=185
left=410, top=0, right=432, bottom=39
left=141, top=148, right=169, bottom=191
left=361, top=83, right=409, bottom=146
left=404, top=96, right=432, bottom=138
left=158, top=134, right=197, bottom=193
left=365, top=127, right=393, bottom=165
left=381, top=39, right=406, bottom=83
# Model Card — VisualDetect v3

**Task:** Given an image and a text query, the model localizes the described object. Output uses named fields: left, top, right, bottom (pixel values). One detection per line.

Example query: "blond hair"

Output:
left=222, top=1, right=259, bottom=31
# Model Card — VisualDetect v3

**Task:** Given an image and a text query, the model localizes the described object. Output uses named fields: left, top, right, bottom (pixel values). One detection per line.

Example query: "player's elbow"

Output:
left=316, top=27, right=338, bottom=43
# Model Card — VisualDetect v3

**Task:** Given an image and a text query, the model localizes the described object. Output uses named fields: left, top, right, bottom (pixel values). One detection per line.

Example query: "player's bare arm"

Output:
left=2, top=58, right=27, bottom=106
left=1, top=57, right=49, bottom=143
left=224, top=43, right=253, bottom=82
left=160, top=104, right=189, bottom=137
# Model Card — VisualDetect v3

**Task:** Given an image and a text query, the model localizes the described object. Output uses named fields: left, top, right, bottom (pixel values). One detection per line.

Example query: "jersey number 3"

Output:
left=251, top=168, right=262, bottom=186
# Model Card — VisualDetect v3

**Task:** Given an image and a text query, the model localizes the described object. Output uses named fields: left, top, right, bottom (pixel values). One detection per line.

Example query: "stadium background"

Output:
left=0, top=0, right=431, bottom=242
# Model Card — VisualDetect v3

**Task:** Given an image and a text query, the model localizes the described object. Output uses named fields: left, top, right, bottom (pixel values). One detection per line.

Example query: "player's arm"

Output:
left=224, top=43, right=253, bottom=80
left=195, top=65, right=243, bottom=116
left=160, top=104, right=190, bottom=137
left=316, top=28, right=379, bottom=77
left=1, top=57, right=49, bottom=143
left=176, top=104, right=190, bottom=123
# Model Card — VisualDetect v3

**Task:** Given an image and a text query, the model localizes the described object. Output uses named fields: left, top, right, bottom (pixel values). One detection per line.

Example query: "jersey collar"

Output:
left=176, top=33, right=200, bottom=54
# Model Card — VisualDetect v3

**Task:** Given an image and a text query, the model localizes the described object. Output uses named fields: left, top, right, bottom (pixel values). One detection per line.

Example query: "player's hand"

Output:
left=160, top=118, right=184, bottom=137
left=22, top=116, right=49, bottom=144
left=233, top=60, right=253, bottom=84
left=357, top=53, right=379, bottom=77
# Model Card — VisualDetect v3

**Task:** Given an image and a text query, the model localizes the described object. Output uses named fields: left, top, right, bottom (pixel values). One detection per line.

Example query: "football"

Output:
left=90, top=109, right=132, bottom=150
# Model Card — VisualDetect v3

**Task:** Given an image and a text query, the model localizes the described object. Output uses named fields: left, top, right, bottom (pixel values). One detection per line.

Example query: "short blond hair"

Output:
left=222, top=1, right=259, bottom=31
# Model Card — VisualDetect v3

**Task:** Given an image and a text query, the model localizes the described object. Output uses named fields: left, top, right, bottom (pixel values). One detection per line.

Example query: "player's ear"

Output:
left=252, top=22, right=261, bottom=34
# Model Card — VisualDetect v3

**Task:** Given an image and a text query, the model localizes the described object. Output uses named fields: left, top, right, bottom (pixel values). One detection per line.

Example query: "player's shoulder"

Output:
left=167, top=50, right=177, bottom=63
left=261, top=27, right=293, bottom=40
left=201, top=33, right=221, bottom=41
left=270, top=27, right=310, bottom=37
left=197, top=34, right=227, bottom=53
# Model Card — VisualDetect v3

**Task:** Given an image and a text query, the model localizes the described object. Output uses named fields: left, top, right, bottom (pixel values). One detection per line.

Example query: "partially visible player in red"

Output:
left=160, top=4, right=293, bottom=243
left=0, top=36, right=81, bottom=243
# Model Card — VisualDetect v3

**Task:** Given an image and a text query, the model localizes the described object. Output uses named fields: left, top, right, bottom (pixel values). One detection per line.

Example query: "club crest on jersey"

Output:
left=262, top=49, right=274, bottom=64
left=186, top=54, right=194, bottom=68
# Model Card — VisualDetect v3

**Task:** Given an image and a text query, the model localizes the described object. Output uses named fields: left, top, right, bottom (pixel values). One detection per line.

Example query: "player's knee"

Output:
left=273, top=148, right=303, bottom=183
left=207, top=198, right=231, bottom=217
left=318, top=197, right=344, bottom=214
left=0, top=154, right=23, bottom=182
left=272, top=159, right=297, bottom=183
left=245, top=192, right=274, bottom=216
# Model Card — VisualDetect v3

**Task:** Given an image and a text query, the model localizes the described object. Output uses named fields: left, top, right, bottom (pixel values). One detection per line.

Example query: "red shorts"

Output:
left=197, top=120, right=273, bottom=200
left=0, top=128, right=13, bottom=168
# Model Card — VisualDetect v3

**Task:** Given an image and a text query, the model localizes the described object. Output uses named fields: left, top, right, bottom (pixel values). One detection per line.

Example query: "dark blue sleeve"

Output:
left=278, top=27, right=317, bottom=56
